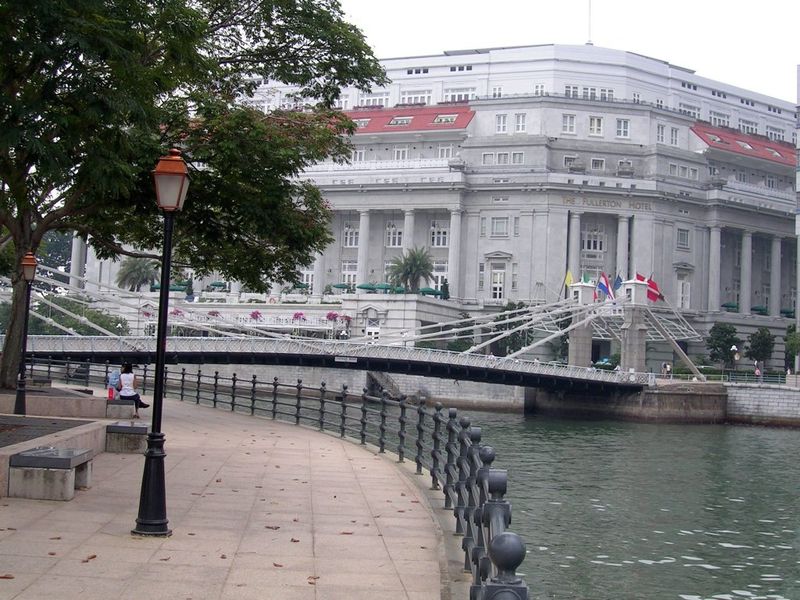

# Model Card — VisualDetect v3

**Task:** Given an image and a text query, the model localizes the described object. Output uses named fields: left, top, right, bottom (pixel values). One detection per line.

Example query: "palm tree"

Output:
left=386, top=246, right=434, bottom=293
left=115, top=257, right=159, bottom=291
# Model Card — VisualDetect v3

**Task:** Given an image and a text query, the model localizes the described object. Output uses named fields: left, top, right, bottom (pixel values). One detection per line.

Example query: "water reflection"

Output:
left=463, top=411, right=800, bottom=600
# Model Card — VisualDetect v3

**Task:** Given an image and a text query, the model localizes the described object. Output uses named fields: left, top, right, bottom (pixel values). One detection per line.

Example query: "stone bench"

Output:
left=106, top=397, right=136, bottom=419
left=106, top=421, right=148, bottom=453
left=8, top=447, right=93, bottom=501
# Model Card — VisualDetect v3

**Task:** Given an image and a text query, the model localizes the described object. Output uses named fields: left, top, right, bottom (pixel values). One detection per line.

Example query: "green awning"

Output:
left=356, top=283, right=376, bottom=291
left=293, top=282, right=309, bottom=289
left=419, top=287, right=441, bottom=296
left=331, top=283, right=350, bottom=289
left=374, top=283, right=393, bottom=291
left=210, top=281, right=227, bottom=288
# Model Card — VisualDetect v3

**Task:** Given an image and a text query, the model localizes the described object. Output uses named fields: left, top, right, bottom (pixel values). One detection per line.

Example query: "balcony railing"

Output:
left=305, top=158, right=451, bottom=172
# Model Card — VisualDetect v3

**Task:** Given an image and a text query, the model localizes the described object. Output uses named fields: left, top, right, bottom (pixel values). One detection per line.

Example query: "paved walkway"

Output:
left=0, top=397, right=450, bottom=599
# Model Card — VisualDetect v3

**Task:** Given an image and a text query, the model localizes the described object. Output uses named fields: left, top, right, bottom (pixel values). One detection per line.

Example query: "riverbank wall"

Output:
left=725, top=383, right=800, bottom=427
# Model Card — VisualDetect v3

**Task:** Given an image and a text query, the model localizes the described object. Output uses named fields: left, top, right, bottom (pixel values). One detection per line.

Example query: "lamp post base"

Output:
left=132, top=432, right=171, bottom=537
left=13, top=380, right=26, bottom=416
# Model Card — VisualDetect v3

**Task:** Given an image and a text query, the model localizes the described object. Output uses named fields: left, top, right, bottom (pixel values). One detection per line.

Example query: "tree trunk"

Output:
left=0, top=279, right=29, bottom=389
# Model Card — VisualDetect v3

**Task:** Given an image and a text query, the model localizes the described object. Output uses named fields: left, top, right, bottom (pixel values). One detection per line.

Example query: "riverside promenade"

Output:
left=0, top=392, right=457, bottom=599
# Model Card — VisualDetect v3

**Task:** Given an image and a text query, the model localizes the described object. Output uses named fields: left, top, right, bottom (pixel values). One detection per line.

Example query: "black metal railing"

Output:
left=27, top=357, right=530, bottom=599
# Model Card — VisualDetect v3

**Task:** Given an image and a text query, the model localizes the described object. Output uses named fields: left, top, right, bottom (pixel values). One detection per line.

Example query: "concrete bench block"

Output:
left=106, top=422, right=148, bottom=453
left=8, top=447, right=92, bottom=501
left=106, top=398, right=136, bottom=419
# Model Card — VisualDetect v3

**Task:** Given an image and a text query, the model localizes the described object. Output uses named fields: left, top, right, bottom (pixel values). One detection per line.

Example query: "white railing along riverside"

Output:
left=12, top=335, right=652, bottom=387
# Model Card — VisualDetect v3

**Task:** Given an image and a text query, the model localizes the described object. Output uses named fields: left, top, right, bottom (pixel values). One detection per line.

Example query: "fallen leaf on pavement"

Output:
left=81, top=554, right=97, bottom=563
left=265, top=526, right=280, bottom=530
left=273, top=563, right=283, bottom=568
left=0, top=575, right=14, bottom=579
left=291, top=538, right=300, bottom=543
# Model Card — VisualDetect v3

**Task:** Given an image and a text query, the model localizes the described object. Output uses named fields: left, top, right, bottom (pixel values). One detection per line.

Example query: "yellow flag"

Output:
left=564, top=270, right=574, bottom=288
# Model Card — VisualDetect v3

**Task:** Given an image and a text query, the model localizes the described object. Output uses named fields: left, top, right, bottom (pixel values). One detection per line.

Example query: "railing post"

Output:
left=141, top=364, right=148, bottom=394
left=471, top=446, right=495, bottom=600
left=444, top=408, right=459, bottom=509
left=462, top=426, right=482, bottom=572
left=180, top=368, right=186, bottom=402
left=294, top=379, right=302, bottom=425
left=359, top=388, right=368, bottom=445
left=46, top=356, right=52, bottom=380
left=272, top=377, right=278, bottom=419
left=397, top=395, right=407, bottom=462
left=84, top=359, right=91, bottom=386
left=64, top=358, right=70, bottom=383
left=230, top=373, right=237, bottom=411
left=482, top=532, right=529, bottom=600
left=415, top=399, right=426, bottom=475
left=212, top=370, right=219, bottom=407
left=339, top=385, right=348, bottom=438
left=103, top=361, right=110, bottom=390
left=195, top=368, right=202, bottom=404
left=378, top=391, right=388, bottom=454
left=250, top=375, right=257, bottom=415
left=163, top=366, right=169, bottom=399
left=431, top=403, right=444, bottom=490
left=319, top=382, right=327, bottom=431
left=453, top=416, right=472, bottom=535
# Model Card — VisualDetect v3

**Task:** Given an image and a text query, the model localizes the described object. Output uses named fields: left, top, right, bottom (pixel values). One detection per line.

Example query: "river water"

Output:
left=464, top=411, right=800, bottom=600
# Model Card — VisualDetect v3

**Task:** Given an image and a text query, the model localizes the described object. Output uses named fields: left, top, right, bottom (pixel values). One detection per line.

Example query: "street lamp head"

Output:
left=152, top=149, right=190, bottom=212
left=20, top=252, right=37, bottom=282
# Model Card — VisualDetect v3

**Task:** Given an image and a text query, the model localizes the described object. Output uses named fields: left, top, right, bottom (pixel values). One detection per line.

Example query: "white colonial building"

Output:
left=76, top=44, right=799, bottom=365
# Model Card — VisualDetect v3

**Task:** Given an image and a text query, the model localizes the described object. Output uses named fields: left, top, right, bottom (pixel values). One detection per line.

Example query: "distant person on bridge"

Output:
left=118, top=363, right=149, bottom=418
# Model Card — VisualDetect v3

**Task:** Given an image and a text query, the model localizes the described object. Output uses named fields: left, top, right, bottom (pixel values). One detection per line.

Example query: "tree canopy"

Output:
left=386, top=247, right=434, bottom=293
left=705, top=323, right=742, bottom=368
left=0, top=0, right=387, bottom=386
left=745, top=327, right=775, bottom=365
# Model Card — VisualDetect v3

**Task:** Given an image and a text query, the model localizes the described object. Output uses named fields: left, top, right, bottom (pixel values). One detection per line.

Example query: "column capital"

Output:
left=449, top=207, right=463, bottom=216
left=359, top=209, right=370, bottom=217
left=404, top=208, right=415, bottom=215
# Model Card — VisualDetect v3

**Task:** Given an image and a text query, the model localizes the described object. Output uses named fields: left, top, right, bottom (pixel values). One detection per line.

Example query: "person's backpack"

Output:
left=108, top=369, right=121, bottom=389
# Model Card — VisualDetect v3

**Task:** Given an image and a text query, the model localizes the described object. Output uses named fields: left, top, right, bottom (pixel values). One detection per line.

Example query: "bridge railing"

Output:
left=28, top=358, right=530, bottom=598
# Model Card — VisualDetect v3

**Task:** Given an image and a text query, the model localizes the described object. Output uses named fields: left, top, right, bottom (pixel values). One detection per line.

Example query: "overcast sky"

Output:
left=338, top=0, right=799, bottom=104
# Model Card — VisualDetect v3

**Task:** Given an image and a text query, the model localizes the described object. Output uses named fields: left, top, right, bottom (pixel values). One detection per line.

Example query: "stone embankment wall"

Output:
left=725, top=383, right=800, bottom=426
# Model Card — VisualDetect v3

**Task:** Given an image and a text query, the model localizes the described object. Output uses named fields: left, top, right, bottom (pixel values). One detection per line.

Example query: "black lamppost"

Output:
left=133, top=149, right=189, bottom=537
left=13, top=252, right=38, bottom=415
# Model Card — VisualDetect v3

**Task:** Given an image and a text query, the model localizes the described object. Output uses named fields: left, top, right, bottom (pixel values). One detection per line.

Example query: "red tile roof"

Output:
left=691, top=123, right=795, bottom=167
left=345, top=104, right=475, bottom=134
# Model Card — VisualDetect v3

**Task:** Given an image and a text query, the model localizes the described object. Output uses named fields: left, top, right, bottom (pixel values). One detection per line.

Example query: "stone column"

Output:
left=708, top=225, right=721, bottom=311
left=620, top=306, right=648, bottom=373
left=616, top=215, right=629, bottom=281
left=69, top=233, right=86, bottom=290
left=403, top=209, right=415, bottom=253
left=313, top=252, right=326, bottom=296
left=356, top=209, right=371, bottom=285
left=447, top=209, right=462, bottom=299
left=568, top=212, right=582, bottom=280
left=770, top=236, right=782, bottom=316
left=740, top=230, right=752, bottom=314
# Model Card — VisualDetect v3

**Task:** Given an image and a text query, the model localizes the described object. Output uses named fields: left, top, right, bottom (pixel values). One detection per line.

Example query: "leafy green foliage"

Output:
left=0, top=297, right=129, bottom=336
left=705, top=323, right=742, bottom=368
left=745, top=327, right=775, bottom=364
left=386, top=247, right=434, bottom=293
left=0, top=0, right=386, bottom=386
left=490, top=301, right=529, bottom=357
left=785, top=324, right=800, bottom=370
left=116, top=257, right=160, bottom=291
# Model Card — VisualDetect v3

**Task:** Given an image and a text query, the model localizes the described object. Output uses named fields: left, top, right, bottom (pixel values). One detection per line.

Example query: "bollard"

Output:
left=47, top=356, right=52, bottom=380
left=415, top=400, right=426, bottom=475
left=180, top=368, right=186, bottom=402
left=482, top=532, right=529, bottom=600
left=319, top=382, right=327, bottom=431
left=230, top=373, right=237, bottom=411
left=359, top=388, right=368, bottom=445
left=431, top=403, right=444, bottom=490
left=378, top=391, right=388, bottom=454
left=213, top=370, right=219, bottom=407
left=482, top=470, right=512, bottom=543
left=339, top=385, right=348, bottom=438
left=444, top=407, right=459, bottom=509
left=196, top=368, right=202, bottom=404
left=250, top=374, right=257, bottom=415
left=272, top=376, right=279, bottom=419
left=397, top=396, right=407, bottom=463
left=141, top=364, right=149, bottom=394
left=295, top=379, right=302, bottom=425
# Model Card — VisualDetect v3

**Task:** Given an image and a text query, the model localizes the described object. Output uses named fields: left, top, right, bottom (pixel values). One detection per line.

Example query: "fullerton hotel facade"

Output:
left=84, top=44, right=799, bottom=360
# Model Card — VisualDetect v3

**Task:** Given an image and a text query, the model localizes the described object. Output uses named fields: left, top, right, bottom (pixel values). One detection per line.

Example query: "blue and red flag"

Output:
left=597, top=272, right=615, bottom=300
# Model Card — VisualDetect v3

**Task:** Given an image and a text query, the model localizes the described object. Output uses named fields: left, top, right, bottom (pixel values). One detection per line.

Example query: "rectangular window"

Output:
left=679, top=278, right=691, bottom=309
left=492, top=86, right=503, bottom=98
left=438, top=144, right=453, bottom=158
left=616, top=119, right=630, bottom=138
left=709, top=111, right=730, bottom=128
left=632, top=92, right=641, bottom=103
left=496, top=114, right=508, bottom=133
left=657, top=124, right=665, bottom=143
left=343, top=222, right=359, bottom=247
left=360, top=92, right=389, bottom=107
left=533, top=84, right=545, bottom=96
left=656, top=99, right=664, bottom=108
left=565, top=85, right=579, bottom=98
left=482, top=153, right=495, bottom=165
left=300, top=271, right=314, bottom=293
left=512, top=152, right=524, bottom=165
left=677, top=228, right=690, bottom=249
left=589, top=116, right=603, bottom=136
left=443, top=87, right=476, bottom=102
left=590, top=158, right=605, bottom=170
left=678, top=103, right=700, bottom=119
left=393, top=146, right=408, bottom=160
left=679, top=165, right=688, bottom=178
left=599, top=88, right=614, bottom=101
left=514, top=113, right=527, bottom=132
left=385, top=221, right=403, bottom=247
left=511, top=262, right=519, bottom=291
left=736, top=171, right=747, bottom=183
left=562, top=114, right=576, bottom=133
left=766, top=126, right=785, bottom=141
left=670, top=127, right=679, bottom=146
left=342, top=260, right=358, bottom=285
left=669, top=163, right=678, bottom=176
left=564, top=155, right=578, bottom=168
left=432, top=261, right=449, bottom=289
left=582, top=87, right=597, bottom=100
left=480, top=217, right=487, bottom=237
left=513, top=216, right=520, bottom=236
left=739, top=119, right=758, bottom=135
left=352, top=118, right=370, bottom=128
left=352, top=149, right=365, bottom=162
left=478, top=263, right=485, bottom=290
left=388, top=116, right=412, bottom=126
left=766, top=174, right=776, bottom=189
left=496, top=152, right=509, bottom=165
left=581, top=224, right=606, bottom=253
left=400, top=89, right=432, bottom=104
left=430, top=220, right=449, bottom=247
left=491, top=264, right=505, bottom=300
left=490, top=217, right=509, bottom=237
left=433, top=114, right=457, bottom=124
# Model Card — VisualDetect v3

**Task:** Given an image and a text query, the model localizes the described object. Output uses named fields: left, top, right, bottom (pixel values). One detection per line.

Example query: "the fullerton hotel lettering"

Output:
left=562, top=197, right=652, bottom=211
